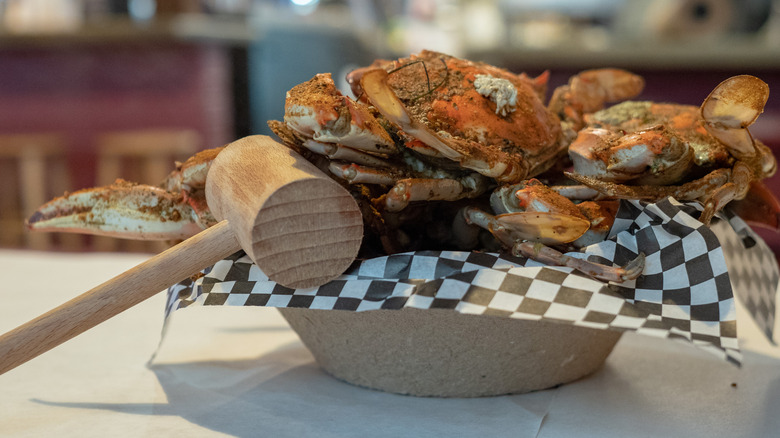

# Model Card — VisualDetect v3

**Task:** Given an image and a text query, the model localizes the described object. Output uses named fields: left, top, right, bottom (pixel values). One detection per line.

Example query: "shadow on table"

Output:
left=32, top=340, right=554, bottom=438
left=30, top=335, right=780, bottom=437
left=532, top=334, right=780, bottom=437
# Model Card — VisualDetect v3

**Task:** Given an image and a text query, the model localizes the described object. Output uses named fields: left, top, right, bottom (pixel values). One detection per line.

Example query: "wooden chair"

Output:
left=0, top=133, right=82, bottom=251
left=93, top=129, right=202, bottom=253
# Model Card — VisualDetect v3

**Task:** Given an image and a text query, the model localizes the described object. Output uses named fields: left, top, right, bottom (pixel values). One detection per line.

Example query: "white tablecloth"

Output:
left=1, top=249, right=779, bottom=437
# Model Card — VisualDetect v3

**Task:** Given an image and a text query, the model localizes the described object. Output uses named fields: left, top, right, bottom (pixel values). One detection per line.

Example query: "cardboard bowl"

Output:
left=279, top=307, right=622, bottom=397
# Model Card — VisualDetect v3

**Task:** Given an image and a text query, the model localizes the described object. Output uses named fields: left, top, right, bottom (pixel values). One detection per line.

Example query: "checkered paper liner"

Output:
left=717, top=209, right=779, bottom=342
left=166, top=198, right=780, bottom=365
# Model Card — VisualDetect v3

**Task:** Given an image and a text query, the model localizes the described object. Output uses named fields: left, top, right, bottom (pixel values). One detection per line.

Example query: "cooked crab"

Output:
left=566, top=75, right=776, bottom=225
left=268, top=51, right=643, bottom=254
left=25, top=52, right=651, bottom=280
left=274, top=51, right=643, bottom=207
left=45, top=52, right=780, bottom=286
left=26, top=147, right=222, bottom=240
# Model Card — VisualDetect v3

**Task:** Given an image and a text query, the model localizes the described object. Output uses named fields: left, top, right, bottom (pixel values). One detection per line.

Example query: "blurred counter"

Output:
left=0, top=14, right=253, bottom=47
left=5, top=13, right=780, bottom=68
left=474, top=38, right=780, bottom=70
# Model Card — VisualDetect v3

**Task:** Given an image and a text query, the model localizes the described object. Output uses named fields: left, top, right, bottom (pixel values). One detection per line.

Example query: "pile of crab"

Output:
left=27, top=50, right=778, bottom=283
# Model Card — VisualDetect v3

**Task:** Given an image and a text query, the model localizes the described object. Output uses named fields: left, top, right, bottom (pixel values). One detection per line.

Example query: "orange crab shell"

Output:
left=584, top=101, right=733, bottom=170
left=390, top=52, right=561, bottom=154
left=350, top=51, right=566, bottom=180
left=285, top=73, right=394, bottom=149
left=513, top=179, right=585, bottom=219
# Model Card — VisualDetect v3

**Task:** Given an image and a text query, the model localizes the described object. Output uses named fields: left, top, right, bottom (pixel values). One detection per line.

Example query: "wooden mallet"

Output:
left=0, top=135, right=364, bottom=375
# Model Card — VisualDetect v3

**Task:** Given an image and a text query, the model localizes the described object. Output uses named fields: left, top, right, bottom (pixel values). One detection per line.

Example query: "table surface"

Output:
left=1, top=249, right=779, bottom=438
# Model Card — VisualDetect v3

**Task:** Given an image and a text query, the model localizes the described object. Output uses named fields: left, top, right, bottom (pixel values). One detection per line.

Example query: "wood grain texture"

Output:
left=0, top=221, right=239, bottom=375
left=0, top=134, right=362, bottom=375
left=205, top=135, right=363, bottom=288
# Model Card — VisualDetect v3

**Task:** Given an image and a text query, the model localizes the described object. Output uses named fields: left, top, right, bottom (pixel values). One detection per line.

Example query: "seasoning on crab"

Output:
left=566, top=75, right=776, bottom=225
left=271, top=51, right=643, bottom=218
left=267, top=51, right=646, bottom=273
left=461, top=179, right=639, bottom=282
left=26, top=147, right=222, bottom=240
left=348, top=51, right=643, bottom=185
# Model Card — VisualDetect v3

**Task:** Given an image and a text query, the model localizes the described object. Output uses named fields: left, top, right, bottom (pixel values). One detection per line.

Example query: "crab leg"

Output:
left=403, top=138, right=449, bottom=158
left=462, top=207, right=589, bottom=246
left=328, top=163, right=399, bottom=185
left=384, top=174, right=491, bottom=212
left=699, top=161, right=752, bottom=225
left=302, top=139, right=390, bottom=167
left=463, top=206, right=643, bottom=282
left=26, top=180, right=204, bottom=240
left=462, top=206, right=642, bottom=281
left=550, top=184, right=601, bottom=200
left=549, top=68, right=645, bottom=129
left=565, top=169, right=731, bottom=202
left=513, top=241, right=645, bottom=282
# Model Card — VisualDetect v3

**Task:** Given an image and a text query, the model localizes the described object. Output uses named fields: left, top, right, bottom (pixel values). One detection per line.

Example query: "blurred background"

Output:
left=1, top=0, right=779, bottom=254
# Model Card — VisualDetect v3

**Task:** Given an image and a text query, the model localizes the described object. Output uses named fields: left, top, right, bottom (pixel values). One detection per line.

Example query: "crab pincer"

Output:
left=25, top=147, right=224, bottom=242
left=462, top=192, right=644, bottom=283
left=462, top=206, right=591, bottom=247
left=25, top=180, right=206, bottom=240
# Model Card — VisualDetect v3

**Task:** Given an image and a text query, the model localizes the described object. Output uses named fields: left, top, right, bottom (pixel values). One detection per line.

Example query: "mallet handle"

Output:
left=0, top=221, right=238, bottom=375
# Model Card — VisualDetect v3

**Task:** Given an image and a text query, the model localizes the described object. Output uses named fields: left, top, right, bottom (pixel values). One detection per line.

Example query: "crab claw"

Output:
left=489, top=179, right=615, bottom=247
left=493, top=211, right=591, bottom=245
left=565, top=69, right=646, bottom=113
left=359, top=68, right=463, bottom=161
left=463, top=207, right=590, bottom=246
left=701, top=75, right=769, bottom=160
left=569, top=126, right=693, bottom=185
left=463, top=206, right=642, bottom=283
left=26, top=180, right=204, bottom=240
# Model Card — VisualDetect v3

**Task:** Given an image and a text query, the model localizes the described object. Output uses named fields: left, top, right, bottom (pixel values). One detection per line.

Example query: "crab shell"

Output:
left=569, top=101, right=733, bottom=185
left=570, top=74, right=775, bottom=187
left=283, top=72, right=396, bottom=155
left=566, top=75, right=778, bottom=227
left=348, top=50, right=566, bottom=183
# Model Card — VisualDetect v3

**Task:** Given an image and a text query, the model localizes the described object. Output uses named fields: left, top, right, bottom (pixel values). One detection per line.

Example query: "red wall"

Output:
left=0, top=42, right=234, bottom=190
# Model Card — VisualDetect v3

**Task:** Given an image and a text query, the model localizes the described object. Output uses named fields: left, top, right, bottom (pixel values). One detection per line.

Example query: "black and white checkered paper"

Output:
left=166, top=198, right=780, bottom=365
left=717, top=209, right=779, bottom=343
